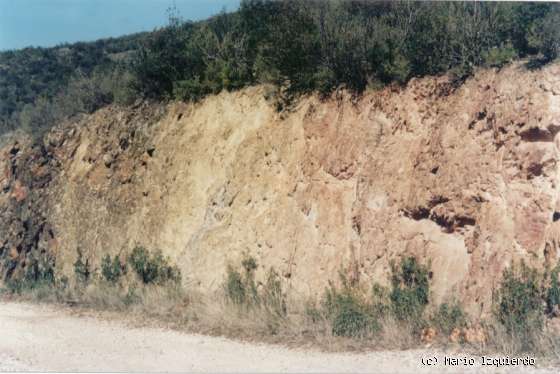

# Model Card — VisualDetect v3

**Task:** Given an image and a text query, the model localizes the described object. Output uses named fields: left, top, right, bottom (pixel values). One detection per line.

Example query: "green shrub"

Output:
left=482, top=43, right=518, bottom=68
left=431, top=302, right=467, bottom=335
left=322, top=275, right=381, bottom=338
left=390, top=257, right=430, bottom=323
left=225, top=265, right=247, bottom=305
left=495, top=262, right=544, bottom=335
left=2, top=2, right=558, bottom=140
left=316, top=257, right=433, bottom=338
left=4, top=252, right=56, bottom=293
left=527, top=10, right=560, bottom=62
left=262, top=267, right=287, bottom=317
left=546, top=263, right=560, bottom=315
left=74, top=248, right=92, bottom=284
left=127, top=246, right=181, bottom=285
left=313, top=66, right=337, bottom=97
left=224, top=255, right=259, bottom=306
left=304, top=301, right=323, bottom=324
left=101, top=254, right=124, bottom=284
left=25, top=253, right=55, bottom=286
left=223, top=256, right=287, bottom=326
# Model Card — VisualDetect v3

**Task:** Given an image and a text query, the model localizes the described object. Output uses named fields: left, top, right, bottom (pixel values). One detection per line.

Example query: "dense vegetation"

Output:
left=132, top=0, right=560, bottom=102
left=1, top=1, right=559, bottom=137
left=0, top=34, right=146, bottom=137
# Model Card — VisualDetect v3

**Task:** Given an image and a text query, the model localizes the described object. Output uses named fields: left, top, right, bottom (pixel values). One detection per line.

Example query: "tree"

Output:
left=527, top=7, right=560, bottom=61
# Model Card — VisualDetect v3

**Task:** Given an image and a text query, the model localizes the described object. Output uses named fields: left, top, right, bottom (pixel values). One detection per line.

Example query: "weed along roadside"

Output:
left=2, top=249, right=560, bottom=360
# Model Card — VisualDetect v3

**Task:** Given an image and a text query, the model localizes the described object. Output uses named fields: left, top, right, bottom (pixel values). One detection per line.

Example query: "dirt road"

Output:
left=0, top=301, right=557, bottom=373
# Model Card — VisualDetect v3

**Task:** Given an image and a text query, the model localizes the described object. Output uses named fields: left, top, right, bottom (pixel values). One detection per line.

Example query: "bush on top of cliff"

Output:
left=0, top=34, right=143, bottom=137
left=134, top=1, right=559, bottom=102
left=1, top=1, right=558, bottom=138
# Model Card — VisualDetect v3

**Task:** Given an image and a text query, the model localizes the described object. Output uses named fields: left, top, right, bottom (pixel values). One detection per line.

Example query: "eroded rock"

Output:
left=1, top=62, right=560, bottom=318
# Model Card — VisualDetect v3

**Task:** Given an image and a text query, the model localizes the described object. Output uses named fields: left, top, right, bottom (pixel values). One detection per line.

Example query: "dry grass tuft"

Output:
left=3, top=255, right=560, bottom=360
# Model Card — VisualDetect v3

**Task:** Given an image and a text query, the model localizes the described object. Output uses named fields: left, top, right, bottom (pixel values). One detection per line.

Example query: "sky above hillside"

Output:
left=0, top=0, right=240, bottom=51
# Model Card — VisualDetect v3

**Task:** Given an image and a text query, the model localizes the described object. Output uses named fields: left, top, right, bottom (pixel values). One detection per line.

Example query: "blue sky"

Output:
left=0, top=0, right=240, bottom=51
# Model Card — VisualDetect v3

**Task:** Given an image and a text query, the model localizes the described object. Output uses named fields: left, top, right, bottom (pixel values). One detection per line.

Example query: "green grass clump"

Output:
left=224, top=257, right=286, bottom=312
left=128, top=246, right=181, bottom=285
left=390, top=257, right=430, bottom=323
left=430, top=302, right=467, bottom=336
left=225, top=264, right=250, bottom=305
left=322, top=279, right=380, bottom=338
left=74, top=248, right=92, bottom=285
left=101, top=254, right=125, bottom=284
left=546, top=263, right=560, bottom=316
left=225, top=255, right=284, bottom=309
left=495, top=262, right=544, bottom=335
left=5, top=252, right=56, bottom=293
left=222, top=255, right=288, bottom=334
left=261, top=268, right=287, bottom=318
left=224, top=254, right=259, bottom=307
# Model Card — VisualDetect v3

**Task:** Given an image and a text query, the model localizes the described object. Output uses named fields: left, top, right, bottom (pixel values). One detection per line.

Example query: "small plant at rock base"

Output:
left=225, top=265, right=246, bottom=305
left=546, top=262, right=560, bottom=316
left=322, top=275, right=380, bottom=338
left=128, top=246, right=181, bottom=285
left=5, top=252, right=56, bottom=293
left=224, top=255, right=259, bottom=307
left=431, top=302, right=467, bottom=336
left=371, top=283, right=391, bottom=316
left=74, top=248, right=91, bottom=285
left=262, top=267, right=287, bottom=317
left=101, top=254, right=125, bottom=284
left=25, top=252, right=55, bottom=287
left=304, top=301, right=323, bottom=324
left=123, top=285, right=141, bottom=306
left=495, top=262, right=544, bottom=336
left=241, top=256, right=258, bottom=274
left=389, top=256, right=430, bottom=323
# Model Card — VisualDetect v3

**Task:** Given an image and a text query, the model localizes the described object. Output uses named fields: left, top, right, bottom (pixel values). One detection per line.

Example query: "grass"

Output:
left=483, top=261, right=560, bottom=356
left=1, top=253, right=560, bottom=358
left=321, top=278, right=380, bottom=338
left=389, top=257, right=430, bottom=325
left=101, top=254, right=124, bottom=284
left=223, top=256, right=287, bottom=335
left=128, top=246, right=181, bottom=285
left=430, top=302, right=468, bottom=336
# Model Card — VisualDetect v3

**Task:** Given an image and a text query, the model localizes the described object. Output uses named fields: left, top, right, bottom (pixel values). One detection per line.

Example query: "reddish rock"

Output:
left=11, top=180, right=27, bottom=202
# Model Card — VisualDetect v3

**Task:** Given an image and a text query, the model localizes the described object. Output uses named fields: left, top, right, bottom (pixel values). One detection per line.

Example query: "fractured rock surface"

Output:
left=1, top=62, right=560, bottom=316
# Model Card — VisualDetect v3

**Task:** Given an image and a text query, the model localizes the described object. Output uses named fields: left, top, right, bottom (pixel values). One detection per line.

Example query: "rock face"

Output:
left=1, top=62, right=560, bottom=316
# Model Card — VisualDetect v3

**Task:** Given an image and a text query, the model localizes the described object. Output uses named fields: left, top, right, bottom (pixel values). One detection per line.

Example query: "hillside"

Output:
left=2, top=1, right=560, bottom=354
left=2, top=61, right=560, bottom=315
left=0, top=33, right=147, bottom=136
left=1, top=1, right=558, bottom=137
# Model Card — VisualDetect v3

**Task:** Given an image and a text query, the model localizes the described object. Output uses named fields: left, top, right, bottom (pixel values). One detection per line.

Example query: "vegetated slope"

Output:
left=0, top=33, right=146, bottom=136
left=1, top=62, right=559, bottom=317
left=1, top=1, right=558, bottom=138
